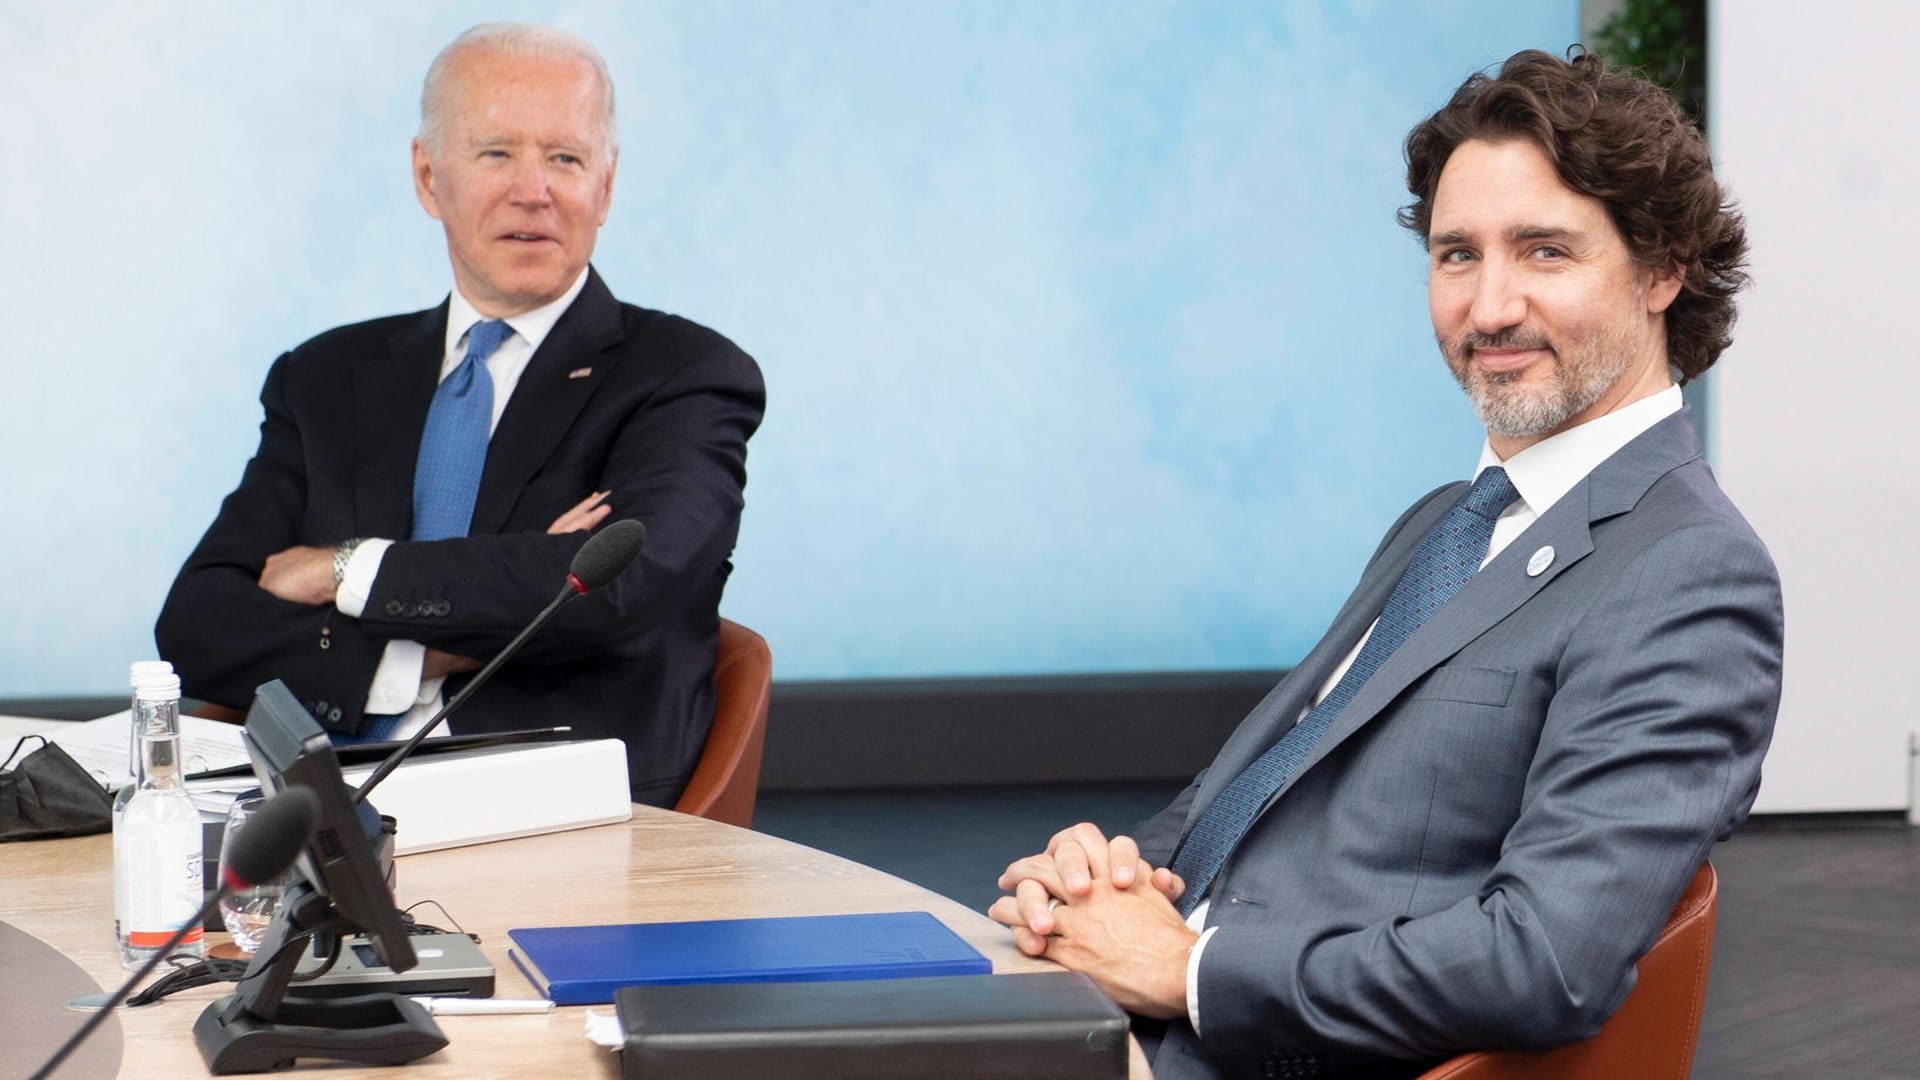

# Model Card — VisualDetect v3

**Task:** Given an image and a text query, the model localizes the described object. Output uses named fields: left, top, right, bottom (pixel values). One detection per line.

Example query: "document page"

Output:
left=43, top=710, right=253, bottom=791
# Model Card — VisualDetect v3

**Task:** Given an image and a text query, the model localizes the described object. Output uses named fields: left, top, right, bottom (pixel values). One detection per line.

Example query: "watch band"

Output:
left=332, top=538, right=366, bottom=588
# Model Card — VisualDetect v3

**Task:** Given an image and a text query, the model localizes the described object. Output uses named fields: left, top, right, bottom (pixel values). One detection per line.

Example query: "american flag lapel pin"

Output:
left=567, top=366, right=593, bottom=380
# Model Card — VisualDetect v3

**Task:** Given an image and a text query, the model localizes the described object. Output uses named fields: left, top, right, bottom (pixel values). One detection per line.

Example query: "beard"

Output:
left=1439, top=320, right=1637, bottom=440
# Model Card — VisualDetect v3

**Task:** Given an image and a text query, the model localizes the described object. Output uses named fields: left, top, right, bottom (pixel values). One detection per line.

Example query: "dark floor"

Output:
left=1695, top=816, right=1920, bottom=1079
left=757, top=784, right=1920, bottom=1080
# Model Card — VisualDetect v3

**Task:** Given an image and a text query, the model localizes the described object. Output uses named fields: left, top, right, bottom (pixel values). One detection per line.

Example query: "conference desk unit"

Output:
left=0, top=806, right=1064, bottom=1079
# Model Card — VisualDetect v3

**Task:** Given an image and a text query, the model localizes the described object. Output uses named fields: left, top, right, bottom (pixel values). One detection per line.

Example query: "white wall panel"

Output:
left=1712, top=0, right=1920, bottom=811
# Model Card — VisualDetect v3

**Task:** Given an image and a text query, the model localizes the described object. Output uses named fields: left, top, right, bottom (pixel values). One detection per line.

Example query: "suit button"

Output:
left=432, top=601, right=450, bottom=617
left=403, top=602, right=422, bottom=617
left=385, top=600, right=403, bottom=616
left=313, top=699, right=329, bottom=715
left=328, top=708, right=342, bottom=723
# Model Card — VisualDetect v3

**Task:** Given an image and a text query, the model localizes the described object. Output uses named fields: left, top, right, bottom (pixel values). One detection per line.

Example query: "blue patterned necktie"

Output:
left=341, top=319, right=513, bottom=746
left=1169, top=466, right=1520, bottom=916
left=412, top=319, right=513, bottom=542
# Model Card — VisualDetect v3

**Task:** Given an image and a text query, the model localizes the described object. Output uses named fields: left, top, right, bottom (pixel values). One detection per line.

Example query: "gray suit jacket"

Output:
left=1136, top=409, right=1783, bottom=1079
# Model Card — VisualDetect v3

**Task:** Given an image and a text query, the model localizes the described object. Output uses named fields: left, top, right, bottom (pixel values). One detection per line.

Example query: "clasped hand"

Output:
left=989, top=823, right=1196, bottom=1019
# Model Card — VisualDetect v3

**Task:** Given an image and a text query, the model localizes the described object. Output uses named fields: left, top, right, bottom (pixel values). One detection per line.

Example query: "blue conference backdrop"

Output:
left=0, top=1, right=1576, bottom=693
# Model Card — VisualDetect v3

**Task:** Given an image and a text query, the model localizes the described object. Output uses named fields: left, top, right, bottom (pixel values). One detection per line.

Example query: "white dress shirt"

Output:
left=1182, top=385, right=1683, bottom=1034
left=333, top=268, right=591, bottom=739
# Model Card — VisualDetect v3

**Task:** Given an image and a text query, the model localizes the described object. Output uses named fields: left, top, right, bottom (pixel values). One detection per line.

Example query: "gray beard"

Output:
left=1444, top=326, right=1635, bottom=440
left=1462, top=359, right=1619, bottom=438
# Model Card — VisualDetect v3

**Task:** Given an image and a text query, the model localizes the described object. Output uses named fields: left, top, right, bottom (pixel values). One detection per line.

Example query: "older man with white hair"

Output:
left=157, top=23, right=764, bottom=806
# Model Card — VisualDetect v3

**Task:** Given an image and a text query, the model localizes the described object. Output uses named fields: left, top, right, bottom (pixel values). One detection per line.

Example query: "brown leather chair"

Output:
left=672, top=618, right=772, bottom=828
left=192, top=702, right=246, bottom=724
left=1414, top=862, right=1719, bottom=1080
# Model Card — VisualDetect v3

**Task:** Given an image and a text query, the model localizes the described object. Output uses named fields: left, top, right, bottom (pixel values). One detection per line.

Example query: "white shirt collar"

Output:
left=1472, top=385, right=1684, bottom=519
left=443, top=267, right=592, bottom=358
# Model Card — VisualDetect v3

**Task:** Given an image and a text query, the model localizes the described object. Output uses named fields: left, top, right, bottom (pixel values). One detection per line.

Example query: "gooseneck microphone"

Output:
left=29, top=787, right=319, bottom=1080
left=352, top=519, right=648, bottom=804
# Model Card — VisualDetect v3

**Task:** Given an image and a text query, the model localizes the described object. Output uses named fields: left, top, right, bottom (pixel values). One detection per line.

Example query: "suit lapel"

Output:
left=1288, top=501, right=1597, bottom=780
left=1268, top=408, right=1705, bottom=789
left=469, top=269, right=627, bottom=535
left=355, top=302, right=448, bottom=538
left=1183, top=409, right=1706, bottom=833
left=1185, top=484, right=1463, bottom=826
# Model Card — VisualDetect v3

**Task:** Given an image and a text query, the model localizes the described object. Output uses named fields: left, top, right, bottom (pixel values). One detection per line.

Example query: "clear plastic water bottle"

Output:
left=115, top=672, right=205, bottom=968
left=112, top=660, right=176, bottom=953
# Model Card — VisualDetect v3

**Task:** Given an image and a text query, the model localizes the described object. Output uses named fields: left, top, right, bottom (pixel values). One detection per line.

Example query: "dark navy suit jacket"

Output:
left=156, top=268, right=765, bottom=805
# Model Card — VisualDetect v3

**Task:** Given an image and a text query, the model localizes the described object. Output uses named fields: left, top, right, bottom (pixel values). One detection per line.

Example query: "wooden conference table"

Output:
left=0, top=806, right=1143, bottom=1079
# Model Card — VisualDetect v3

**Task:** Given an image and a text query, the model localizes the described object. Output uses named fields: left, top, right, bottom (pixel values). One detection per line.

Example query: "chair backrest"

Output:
left=673, top=618, right=772, bottom=828
left=1415, top=862, right=1719, bottom=1080
left=191, top=702, right=246, bottom=724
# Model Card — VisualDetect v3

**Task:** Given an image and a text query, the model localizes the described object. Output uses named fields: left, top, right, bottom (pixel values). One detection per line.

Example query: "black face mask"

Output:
left=1, top=736, right=114, bottom=842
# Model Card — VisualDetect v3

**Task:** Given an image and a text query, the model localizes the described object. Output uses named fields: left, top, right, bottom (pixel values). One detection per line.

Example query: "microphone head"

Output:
left=568, top=518, right=648, bottom=593
left=223, top=787, right=318, bottom=889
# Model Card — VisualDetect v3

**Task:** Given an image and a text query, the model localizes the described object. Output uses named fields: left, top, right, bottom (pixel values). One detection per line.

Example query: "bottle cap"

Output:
left=133, top=674, right=182, bottom=700
left=129, top=660, right=175, bottom=688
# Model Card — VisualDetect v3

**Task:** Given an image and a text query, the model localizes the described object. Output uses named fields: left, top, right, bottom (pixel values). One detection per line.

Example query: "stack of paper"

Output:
left=36, top=711, right=254, bottom=796
left=186, top=770, right=268, bottom=816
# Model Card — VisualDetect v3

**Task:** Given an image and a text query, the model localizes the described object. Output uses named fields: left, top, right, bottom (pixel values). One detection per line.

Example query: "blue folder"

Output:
left=507, top=911, right=992, bottom=1006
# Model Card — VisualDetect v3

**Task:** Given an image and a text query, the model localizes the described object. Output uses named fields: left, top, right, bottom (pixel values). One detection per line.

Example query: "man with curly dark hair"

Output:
left=1400, top=47, right=1750, bottom=412
left=993, top=49, right=1781, bottom=1078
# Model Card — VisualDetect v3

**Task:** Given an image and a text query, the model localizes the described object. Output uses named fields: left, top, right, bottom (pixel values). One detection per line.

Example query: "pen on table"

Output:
left=411, top=996, right=556, bottom=1016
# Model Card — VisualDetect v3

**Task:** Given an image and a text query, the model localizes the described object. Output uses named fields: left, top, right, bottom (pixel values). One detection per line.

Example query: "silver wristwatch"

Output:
left=332, top=538, right=366, bottom=588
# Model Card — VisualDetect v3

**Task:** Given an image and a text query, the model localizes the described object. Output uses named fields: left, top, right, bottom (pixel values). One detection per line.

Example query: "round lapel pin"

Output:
left=1527, top=545, right=1555, bottom=577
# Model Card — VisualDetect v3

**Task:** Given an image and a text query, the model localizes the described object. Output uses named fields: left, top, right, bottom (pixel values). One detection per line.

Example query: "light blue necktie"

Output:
left=343, top=319, right=513, bottom=745
left=411, top=319, right=513, bottom=542
left=1169, top=467, right=1520, bottom=916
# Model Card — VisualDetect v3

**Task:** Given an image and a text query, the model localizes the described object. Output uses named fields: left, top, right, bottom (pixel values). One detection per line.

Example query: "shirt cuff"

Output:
left=1186, top=925, right=1219, bottom=1037
left=364, top=639, right=429, bottom=715
left=335, top=537, right=394, bottom=618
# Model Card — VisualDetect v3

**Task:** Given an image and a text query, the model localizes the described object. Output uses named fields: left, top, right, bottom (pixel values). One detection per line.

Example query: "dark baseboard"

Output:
left=6, top=671, right=1284, bottom=792
left=12, top=687, right=1913, bottom=821
left=0, top=697, right=126, bottom=722
left=1738, top=810, right=1910, bottom=830
left=761, top=670, right=1283, bottom=791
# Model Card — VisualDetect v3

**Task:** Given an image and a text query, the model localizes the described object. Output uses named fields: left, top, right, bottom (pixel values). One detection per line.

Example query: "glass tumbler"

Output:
left=218, top=796, right=292, bottom=954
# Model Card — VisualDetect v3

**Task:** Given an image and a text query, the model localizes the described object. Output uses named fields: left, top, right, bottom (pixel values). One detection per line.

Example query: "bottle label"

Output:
left=122, top=817, right=205, bottom=946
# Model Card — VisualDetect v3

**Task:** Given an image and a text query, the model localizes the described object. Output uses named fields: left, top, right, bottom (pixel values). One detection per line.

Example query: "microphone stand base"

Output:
left=193, top=991, right=447, bottom=1074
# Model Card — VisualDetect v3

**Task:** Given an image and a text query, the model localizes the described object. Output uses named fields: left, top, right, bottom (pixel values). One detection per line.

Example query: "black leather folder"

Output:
left=614, top=970, right=1129, bottom=1079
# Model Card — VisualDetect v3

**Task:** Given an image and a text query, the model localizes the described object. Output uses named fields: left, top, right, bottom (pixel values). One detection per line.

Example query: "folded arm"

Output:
left=353, top=344, right=763, bottom=665
left=156, top=353, right=389, bottom=717
left=158, top=328, right=765, bottom=734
